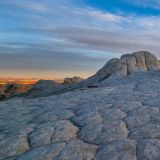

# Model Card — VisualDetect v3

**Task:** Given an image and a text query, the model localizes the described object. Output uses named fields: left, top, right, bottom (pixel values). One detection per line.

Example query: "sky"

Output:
left=1, top=0, right=160, bottom=79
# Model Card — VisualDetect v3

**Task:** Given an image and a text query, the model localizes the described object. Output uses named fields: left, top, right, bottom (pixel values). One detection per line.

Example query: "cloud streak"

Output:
left=124, top=0, right=160, bottom=10
left=0, top=0, right=49, bottom=12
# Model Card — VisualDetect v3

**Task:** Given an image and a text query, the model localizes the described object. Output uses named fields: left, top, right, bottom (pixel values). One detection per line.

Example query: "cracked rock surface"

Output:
left=1, top=70, right=160, bottom=159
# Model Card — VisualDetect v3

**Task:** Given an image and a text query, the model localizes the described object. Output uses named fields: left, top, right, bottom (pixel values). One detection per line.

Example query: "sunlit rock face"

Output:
left=63, top=77, right=84, bottom=85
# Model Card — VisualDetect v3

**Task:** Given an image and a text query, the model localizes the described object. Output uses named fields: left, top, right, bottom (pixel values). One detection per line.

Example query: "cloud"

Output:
left=0, top=43, right=107, bottom=79
left=124, top=0, right=160, bottom=9
left=17, top=1, right=48, bottom=12
left=0, top=0, right=49, bottom=12
left=1, top=0, right=160, bottom=78
left=52, top=26, right=160, bottom=55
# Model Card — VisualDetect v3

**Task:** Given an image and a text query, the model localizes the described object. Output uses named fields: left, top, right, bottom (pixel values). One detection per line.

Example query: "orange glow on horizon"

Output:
left=0, top=79, right=38, bottom=85
left=0, top=70, right=95, bottom=84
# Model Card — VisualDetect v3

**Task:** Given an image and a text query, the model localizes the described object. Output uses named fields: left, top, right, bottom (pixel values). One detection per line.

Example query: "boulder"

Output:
left=63, top=77, right=83, bottom=85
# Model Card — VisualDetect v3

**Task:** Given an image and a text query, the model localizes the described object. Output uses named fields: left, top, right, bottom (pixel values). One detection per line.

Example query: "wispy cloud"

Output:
left=2, top=0, right=160, bottom=54
left=1, top=0, right=160, bottom=78
left=0, top=0, right=49, bottom=12
left=124, top=0, right=160, bottom=9
left=17, top=1, right=48, bottom=12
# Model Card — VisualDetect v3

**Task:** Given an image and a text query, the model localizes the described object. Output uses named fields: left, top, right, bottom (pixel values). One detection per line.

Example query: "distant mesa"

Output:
left=63, top=76, right=84, bottom=85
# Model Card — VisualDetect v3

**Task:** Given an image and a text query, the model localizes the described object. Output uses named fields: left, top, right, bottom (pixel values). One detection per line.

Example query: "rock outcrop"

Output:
left=86, top=51, right=160, bottom=83
left=33, top=80, right=60, bottom=90
left=25, top=80, right=62, bottom=97
left=0, top=83, right=32, bottom=99
left=63, top=77, right=84, bottom=85
left=24, top=51, right=160, bottom=97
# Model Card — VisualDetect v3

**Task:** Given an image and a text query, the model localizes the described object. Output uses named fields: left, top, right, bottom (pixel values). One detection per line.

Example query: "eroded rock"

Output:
left=137, top=139, right=160, bottom=160
left=95, top=139, right=137, bottom=160
left=79, top=121, right=128, bottom=144
left=0, top=135, right=29, bottom=159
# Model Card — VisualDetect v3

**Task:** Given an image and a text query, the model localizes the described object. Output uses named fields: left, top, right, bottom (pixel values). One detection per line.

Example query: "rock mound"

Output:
left=33, top=80, right=60, bottom=90
left=26, top=80, right=62, bottom=97
left=63, top=77, right=84, bottom=85
left=87, top=51, right=160, bottom=83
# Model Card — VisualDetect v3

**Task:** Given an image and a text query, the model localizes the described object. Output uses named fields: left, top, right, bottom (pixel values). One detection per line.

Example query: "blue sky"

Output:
left=1, top=0, right=160, bottom=79
left=84, top=0, right=160, bottom=15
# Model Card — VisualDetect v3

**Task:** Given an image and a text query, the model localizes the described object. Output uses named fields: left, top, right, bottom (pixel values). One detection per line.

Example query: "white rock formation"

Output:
left=1, top=51, right=160, bottom=159
left=85, top=51, right=160, bottom=84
